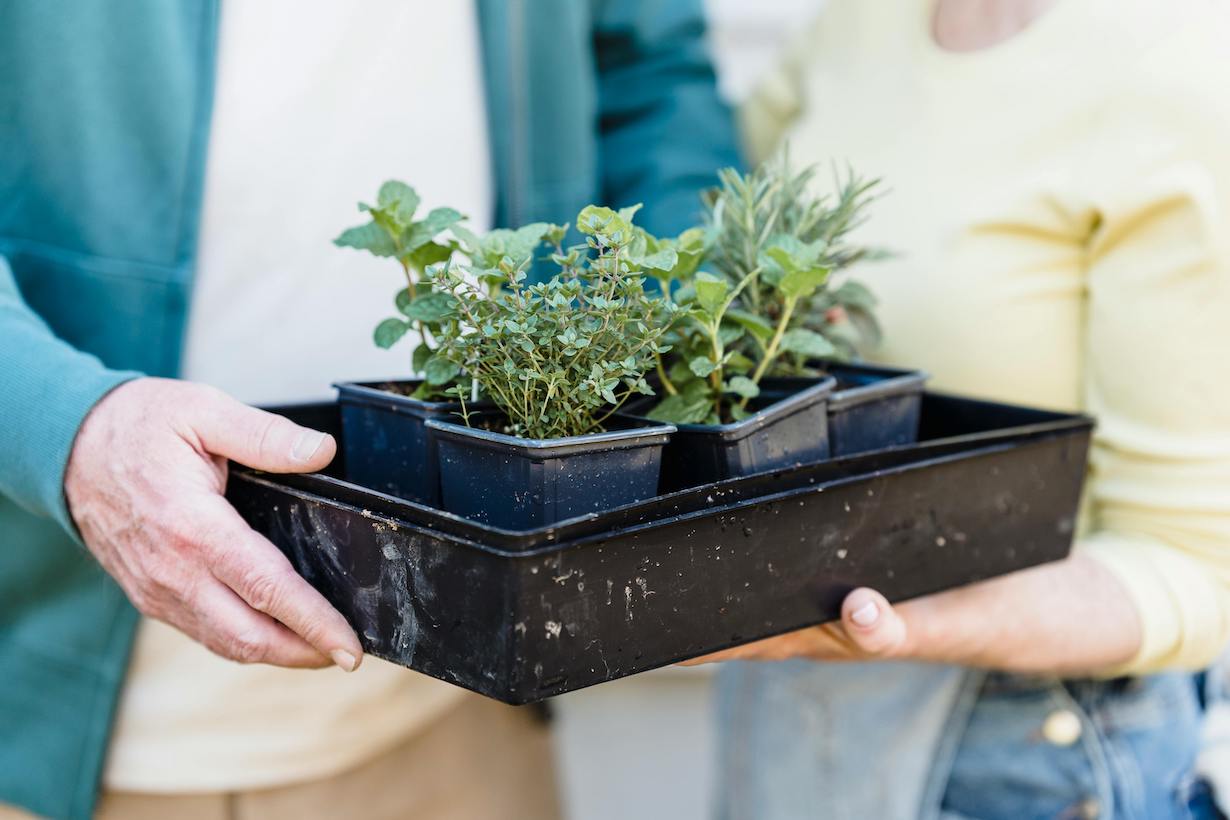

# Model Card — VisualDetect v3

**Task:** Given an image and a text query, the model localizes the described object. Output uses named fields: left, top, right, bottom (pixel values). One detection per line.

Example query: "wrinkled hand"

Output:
left=66, top=378, right=363, bottom=671
left=681, top=555, right=1142, bottom=675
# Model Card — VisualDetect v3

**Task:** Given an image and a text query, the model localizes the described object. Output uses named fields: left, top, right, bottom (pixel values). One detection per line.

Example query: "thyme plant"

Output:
left=427, top=205, right=676, bottom=440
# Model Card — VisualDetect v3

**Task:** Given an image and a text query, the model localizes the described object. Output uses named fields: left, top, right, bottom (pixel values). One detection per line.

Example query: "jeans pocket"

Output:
left=943, top=674, right=1205, bottom=820
left=941, top=682, right=1107, bottom=820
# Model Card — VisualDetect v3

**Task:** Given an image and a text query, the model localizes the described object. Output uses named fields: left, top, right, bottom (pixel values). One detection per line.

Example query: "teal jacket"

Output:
left=0, top=3, right=737, bottom=817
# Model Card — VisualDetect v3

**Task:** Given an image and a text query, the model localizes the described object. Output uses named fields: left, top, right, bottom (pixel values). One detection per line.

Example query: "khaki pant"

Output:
left=2, top=695, right=560, bottom=820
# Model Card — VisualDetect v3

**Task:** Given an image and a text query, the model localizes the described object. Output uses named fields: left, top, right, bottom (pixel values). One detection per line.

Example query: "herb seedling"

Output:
left=334, top=180, right=468, bottom=397
left=427, top=205, right=675, bottom=440
left=647, top=158, right=882, bottom=425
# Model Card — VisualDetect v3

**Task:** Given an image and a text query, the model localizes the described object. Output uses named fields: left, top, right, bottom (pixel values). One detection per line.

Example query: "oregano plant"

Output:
left=426, top=205, right=676, bottom=440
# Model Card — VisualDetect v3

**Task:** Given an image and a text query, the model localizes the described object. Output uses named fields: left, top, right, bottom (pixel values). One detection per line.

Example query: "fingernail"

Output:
left=291, top=431, right=328, bottom=463
left=851, top=601, right=879, bottom=627
left=331, top=649, right=358, bottom=672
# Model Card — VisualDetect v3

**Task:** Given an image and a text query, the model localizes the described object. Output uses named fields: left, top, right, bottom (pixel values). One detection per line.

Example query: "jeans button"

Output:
left=1078, top=797, right=1101, bottom=818
left=1042, top=708, right=1083, bottom=746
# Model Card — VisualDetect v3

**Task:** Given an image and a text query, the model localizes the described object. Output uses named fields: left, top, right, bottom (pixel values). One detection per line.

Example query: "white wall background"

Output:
left=551, top=5, right=827, bottom=820
left=706, top=0, right=824, bottom=103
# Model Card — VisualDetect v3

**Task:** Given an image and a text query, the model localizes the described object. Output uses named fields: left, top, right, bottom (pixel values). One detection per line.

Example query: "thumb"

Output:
left=192, top=390, right=337, bottom=473
left=841, top=588, right=909, bottom=658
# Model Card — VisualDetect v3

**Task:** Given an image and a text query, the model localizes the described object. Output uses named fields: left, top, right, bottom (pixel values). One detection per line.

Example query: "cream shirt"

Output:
left=748, top=0, right=1230, bottom=673
left=105, top=1, right=492, bottom=791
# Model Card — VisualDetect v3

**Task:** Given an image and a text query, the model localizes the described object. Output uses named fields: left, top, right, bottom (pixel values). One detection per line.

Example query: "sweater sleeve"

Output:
left=592, top=0, right=742, bottom=236
left=1077, top=169, right=1230, bottom=673
left=0, top=256, right=140, bottom=535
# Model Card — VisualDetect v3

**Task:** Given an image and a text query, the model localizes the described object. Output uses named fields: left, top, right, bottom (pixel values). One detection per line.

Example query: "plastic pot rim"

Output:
left=334, top=380, right=464, bottom=419
left=623, top=375, right=837, bottom=443
left=828, top=370, right=929, bottom=413
left=426, top=412, right=676, bottom=459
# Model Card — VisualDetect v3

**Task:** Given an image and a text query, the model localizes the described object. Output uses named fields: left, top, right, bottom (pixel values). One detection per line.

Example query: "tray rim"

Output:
left=233, top=431, right=1086, bottom=560
left=233, top=440, right=1000, bottom=558
left=236, top=391, right=1093, bottom=552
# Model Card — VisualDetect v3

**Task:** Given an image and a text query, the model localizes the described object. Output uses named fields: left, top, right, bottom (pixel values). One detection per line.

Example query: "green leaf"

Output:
left=717, top=323, right=745, bottom=347
left=667, top=227, right=707, bottom=280
left=638, top=248, right=679, bottom=272
left=451, top=223, right=481, bottom=253
left=693, top=271, right=729, bottom=318
left=377, top=181, right=419, bottom=224
left=373, top=318, right=410, bottom=349
left=617, top=203, right=644, bottom=223
left=778, top=262, right=831, bottom=301
left=725, top=376, right=760, bottom=400
left=334, top=222, right=398, bottom=257
left=576, top=205, right=632, bottom=244
left=725, top=309, right=774, bottom=343
left=475, top=223, right=549, bottom=268
left=688, top=356, right=718, bottom=378
left=668, top=358, right=695, bottom=385
left=399, top=290, right=457, bottom=323
left=412, top=343, right=432, bottom=373
left=407, top=240, right=454, bottom=272
left=395, top=287, right=413, bottom=315
left=419, top=207, right=464, bottom=235
left=673, top=283, right=697, bottom=305
left=543, top=223, right=569, bottom=246
left=766, top=234, right=825, bottom=266
left=831, top=278, right=878, bottom=311
left=780, top=328, right=837, bottom=358
left=646, top=393, right=712, bottom=425
left=424, top=355, right=461, bottom=386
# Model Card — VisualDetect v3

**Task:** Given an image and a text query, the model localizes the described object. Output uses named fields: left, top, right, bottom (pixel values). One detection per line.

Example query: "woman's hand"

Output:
left=681, top=553, right=1144, bottom=676
left=65, top=378, right=364, bottom=672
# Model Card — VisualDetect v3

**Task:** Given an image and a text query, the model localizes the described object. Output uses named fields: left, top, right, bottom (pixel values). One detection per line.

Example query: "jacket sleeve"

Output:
left=0, top=256, right=139, bottom=534
left=592, top=0, right=742, bottom=236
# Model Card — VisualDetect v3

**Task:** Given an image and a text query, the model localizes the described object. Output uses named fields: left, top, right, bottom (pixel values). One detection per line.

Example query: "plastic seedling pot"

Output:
left=621, top=376, right=837, bottom=493
left=816, top=362, right=929, bottom=457
left=425, top=412, right=676, bottom=530
left=334, top=380, right=463, bottom=507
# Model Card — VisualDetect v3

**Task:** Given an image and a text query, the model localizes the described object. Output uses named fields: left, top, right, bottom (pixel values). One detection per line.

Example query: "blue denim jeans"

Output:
left=715, top=661, right=1219, bottom=820
left=940, top=673, right=1213, bottom=820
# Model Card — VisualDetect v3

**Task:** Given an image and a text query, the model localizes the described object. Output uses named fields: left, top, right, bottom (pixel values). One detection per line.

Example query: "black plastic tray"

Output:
left=227, top=394, right=1092, bottom=704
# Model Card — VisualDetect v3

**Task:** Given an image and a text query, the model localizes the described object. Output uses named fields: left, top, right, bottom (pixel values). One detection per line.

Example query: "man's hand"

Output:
left=65, top=378, right=363, bottom=671
left=681, top=554, right=1143, bottom=676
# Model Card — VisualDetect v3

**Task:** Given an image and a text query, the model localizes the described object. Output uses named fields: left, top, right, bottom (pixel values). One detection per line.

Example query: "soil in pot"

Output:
left=814, top=362, right=928, bottom=457
left=425, top=412, right=676, bottom=530
left=620, top=375, right=837, bottom=493
left=334, top=380, right=464, bottom=506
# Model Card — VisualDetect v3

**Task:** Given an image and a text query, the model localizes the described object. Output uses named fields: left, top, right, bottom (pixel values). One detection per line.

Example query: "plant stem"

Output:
left=590, top=387, right=638, bottom=430
left=738, top=296, right=797, bottom=412
left=397, top=259, right=431, bottom=355
left=398, top=260, right=416, bottom=299
left=655, top=352, right=677, bottom=395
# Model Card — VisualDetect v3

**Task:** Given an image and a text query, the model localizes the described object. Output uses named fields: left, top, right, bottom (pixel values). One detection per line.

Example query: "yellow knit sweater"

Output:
left=747, top=0, right=1230, bottom=673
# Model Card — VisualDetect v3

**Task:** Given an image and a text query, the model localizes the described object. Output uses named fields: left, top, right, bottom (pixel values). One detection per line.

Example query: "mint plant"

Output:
left=334, top=180, right=467, bottom=397
left=426, top=205, right=675, bottom=440
left=646, top=158, right=882, bottom=425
